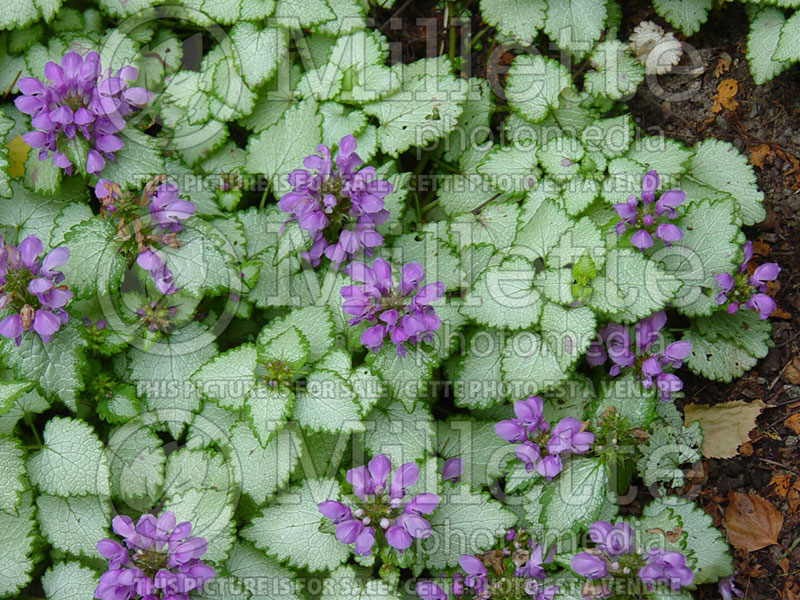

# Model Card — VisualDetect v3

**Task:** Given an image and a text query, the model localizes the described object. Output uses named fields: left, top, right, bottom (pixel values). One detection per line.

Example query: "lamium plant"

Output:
left=0, top=2, right=783, bottom=600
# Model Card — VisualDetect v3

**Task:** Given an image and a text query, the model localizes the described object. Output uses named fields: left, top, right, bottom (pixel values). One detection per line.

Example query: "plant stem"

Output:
left=448, top=4, right=457, bottom=66
left=258, top=179, right=271, bottom=209
left=25, top=413, right=41, bottom=447
left=471, top=26, right=490, bottom=49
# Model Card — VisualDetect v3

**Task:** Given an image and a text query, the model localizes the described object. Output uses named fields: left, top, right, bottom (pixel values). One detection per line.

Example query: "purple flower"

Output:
left=149, top=182, right=195, bottom=233
left=417, top=582, right=447, bottom=600
left=459, top=555, right=488, bottom=592
left=495, top=397, right=593, bottom=481
left=137, top=249, right=178, bottom=296
left=613, top=170, right=685, bottom=250
left=715, top=242, right=780, bottom=319
left=318, top=454, right=439, bottom=556
left=638, top=548, right=694, bottom=591
left=94, top=511, right=214, bottom=600
left=588, top=312, right=690, bottom=402
left=341, top=258, right=444, bottom=356
left=16, top=51, right=150, bottom=176
left=441, top=457, right=462, bottom=482
left=546, top=418, right=593, bottom=455
left=587, top=521, right=633, bottom=556
left=719, top=573, right=743, bottom=600
left=0, top=235, right=72, bottom=345
left=279, top=135, right=392, bottom=268
left=570, top=552, right=607, bottom=579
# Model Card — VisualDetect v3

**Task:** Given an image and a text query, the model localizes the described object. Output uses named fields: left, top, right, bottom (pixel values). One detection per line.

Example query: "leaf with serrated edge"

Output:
left=28, top=416, right=110, bottom=497
left=37, top=494, right=110, bottom=557
left=0, top=491, right=36, bottom=596
left=41, top=562, right=99, bottom=600
left=242, top=477, right=349, bottom=572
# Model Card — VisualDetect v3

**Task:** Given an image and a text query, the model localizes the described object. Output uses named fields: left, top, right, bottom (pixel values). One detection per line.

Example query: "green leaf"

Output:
left=192, top=344, right=258, bottom=410
left=0, top=0, right=63, bottom=29
left=583, top=40, right=644, bottom=100
left=164, top=488, right=235, bottom=563
left=478, top=0, right=546, bottom=44
left=179, top=0, right=275, bottom=25
left=259, top=326, right=309, bottom=369
left=294, top=369, right=363, bottom=433
left=257, top=306, right=334, bottom=364
left=0, top=389, right=49, bottom=436
left=774, top=9, right=800, bottom=63
left=246, top=384, right=294, bottom=446
left=315, top=0, right=367, bottom=35
left=319, top=102, right=368, bottom=147
left=242, top=477, right=349, bottom=572
left=687, top=138, right=765, bottom=226
left=101, top=128, right=166, bottom=189
left=230, top=423, right=301, bottom=505
left=163, top=447, right=235, bottom=498
left=637, top=421, right=702, bottom=492
left=748, top=8, right=792, bottom=84
left=368, top=344, right=436, bottom=412
left=543, top=0, right=607, bottom=58
left=363, top=56, right=467, bottom=157
left=246, top=99, right=322, bottom=194
left=625, top=136, right=692, bottom=177
left=60, top=217, right=126, bottom=298
left=0, top=181, right=83, bottom=245
left=595, top=373, right=656, bottom=428
left=107, top=421, right=165, bottom=503
left=540, top=303, right=596, bottom=371
left=37, top=494, right=110, bottom=557
left=225, top=542, right=303, bottom=600
left=443, top=78, right=493, bottom=162
left=461, top=256, right=542, bottom=330
left=506, top=55, right=570, bottom=123
left=539, top=457, right=607, bottom=533
left=424, top=484, right=516, bottom=569
left=588, top=249, right=682, bottom=321
left=127, top=322, right=218, bottom=439
left=0, top=111, right=14, bottom=199
left=28, top=416, right=110, bottom=497
left=644, top=497, right=733, bottom=583
left=0, top=323, right=87, bottom=411
left=513, top=199, right=572, bottom=263
left=364, top=400, right=434, bottom=465
left=323, top=565, right=401, bottom=600
left=0, top=381, right=34, bottom=418
left=0, top=491, right=36, bottom=596
left=450, top=329, right=506, bottom=410
left=538, top=135, right=584, bottom=182
left=653, top=0, right=712, bottom=35
left=230, top=23, right=288, bottom=88
left=685, top=310, right=771, bottom=381
left=501, top=330, right=567, bottom=396
left=42, top=561, right=100, bottom=600
left=274, top=0, right=334, bottom=27
left=0, top=436, right=25, bottom=514
left=477, top=146, right=539, bottom=195
left=662, top=199, right=740, bottom=317
left=387, top=225, right=463, bottom=292
left=437, top=418, right=515, bottom=489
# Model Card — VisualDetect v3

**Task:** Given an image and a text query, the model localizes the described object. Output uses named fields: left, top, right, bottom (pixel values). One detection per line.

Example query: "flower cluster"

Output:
left=341, top=258, right=444, bottom=356
left=570, top=520, right=693, bottom=596
left=613, top=170, right=685, bottom=250
left=95, top=178, right=194, bottom=296
left=417, top=529, right=558, bottom=600
left=16, top=51, right=151, bottom=175
left=278, top=135, right=392, bottom=268
left=95, top=511, right=214, bottom=600
left=0, top=235, right=71, bottom=345
left=586, top=311, right=691, bottom=402
left=494, top=396, right=593, bottom=481
left=715, top=241, right=781, bottom=319
left=318, top=454, right=439, bottom=555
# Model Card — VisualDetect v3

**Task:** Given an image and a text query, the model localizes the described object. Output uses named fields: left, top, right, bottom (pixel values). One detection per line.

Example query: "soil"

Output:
left=376, top=1, right=800, bottom=598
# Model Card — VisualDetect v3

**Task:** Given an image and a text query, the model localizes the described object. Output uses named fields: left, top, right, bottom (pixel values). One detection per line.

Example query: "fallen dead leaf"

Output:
left=783, top=358, right=800, bottom=385
left=711, top=78, right=739, bottom=113
left=749, top=144, right=772, bottom=169
left=684, top=400, right=767, bottom=458
left=751, top=240, right=771, bottom=257
left=786, top=412, right=800, bottom=434
left=5, top=135, right=28, bottom=178
left=772, top=308, right=792, bottom=319
left=724, top=492, right=783, bottom=551
left=739, top=441, right=754, bottom=456
left=714, top=54, right=732, bottom=77
left=784, top=577, right=800, bottom=600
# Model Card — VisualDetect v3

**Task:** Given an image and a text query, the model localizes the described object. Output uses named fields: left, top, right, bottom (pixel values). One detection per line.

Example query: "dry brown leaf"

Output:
left=785, top=412, right=800, bottom=434
left=684, top=400, right=767, bottom=458
left=724, top=492, right=783, bottom=551
left=749, top=144, right=772, bottom=169
left=783, top=358, right=800, bottom=385
left=739, top=441, right=754, bottom=456
left=769, top=474, right=794, bottom=498
left=772, top=308, right=792, bottom=319
left=711, top=78, right=739, bottom=113
left=714, top=55, right=731, bottom=77
left=752, top=240, right=771, bottom=257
